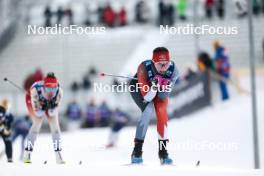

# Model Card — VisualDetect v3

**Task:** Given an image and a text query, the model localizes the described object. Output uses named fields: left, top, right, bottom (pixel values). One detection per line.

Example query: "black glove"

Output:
left=150, top=77, right=159, bottom=91
left=42, top=100, right=57, bottom=110
left=47, top=100, right=58, bottom=109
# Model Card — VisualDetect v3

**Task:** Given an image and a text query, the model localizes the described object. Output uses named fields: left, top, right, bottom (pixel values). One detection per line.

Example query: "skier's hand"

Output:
left=151, top=77, right=160, bottom=91
left=0, top=124, right=5, bottom=133
left=50, top=101, right=58, bottom=109
left=33, top=100, right=44, bottom=111
left=152, top=75, right=171, bottom=91
left=46, top=101, right=58, bottom=110
left=3, top=128, right=11, bottom=136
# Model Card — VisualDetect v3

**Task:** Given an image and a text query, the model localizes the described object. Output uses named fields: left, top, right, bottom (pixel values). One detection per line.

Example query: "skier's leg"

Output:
left=135, top=102, right=155, bottom=140
left=129, top=80, right=155, bottom=163
left=153, top=97, right=173, bottom=164
left=2, top=135, right=13, bottom=162
left=47, top=110, right=64, bottom=164
left=20, top=133, right=27, bottom=160
left=11, top=130, right=19, bottom=142
left=219, top=80, right=229, bottom=100
left=106, top=123, right=123, bottom=148
left=153, top=97, right=168, bottom=140
left=23, top=116, right=43, bottom=163
left=106, top=131, right=118, bottom=148
left=23, top=93, right=44, bottom=163
left=131, top=102, right=155, bottom=163
left=24, top=117, right=43, bottom=151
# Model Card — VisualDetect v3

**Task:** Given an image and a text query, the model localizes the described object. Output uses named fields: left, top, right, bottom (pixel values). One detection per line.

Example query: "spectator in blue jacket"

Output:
left=82, top=99, right=99, bottom=128
left=98, top=101, right=112, bottom=127
left=214, top=41, right=231, bottom=101
left=66, top=101, right=82, bottom=121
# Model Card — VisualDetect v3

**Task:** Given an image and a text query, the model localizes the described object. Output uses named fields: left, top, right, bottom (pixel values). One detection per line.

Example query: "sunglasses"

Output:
left=44, top=87, right=58, bottom=93
left=155, top=61, right=170, bottom=68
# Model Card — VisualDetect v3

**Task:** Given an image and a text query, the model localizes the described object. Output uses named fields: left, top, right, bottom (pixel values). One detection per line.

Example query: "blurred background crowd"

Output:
left=31, top=0, right=264, bottom=28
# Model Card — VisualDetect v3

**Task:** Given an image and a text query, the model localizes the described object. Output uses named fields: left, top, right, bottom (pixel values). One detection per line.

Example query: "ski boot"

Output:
left=131, top=138, right=144, bottom=164
left=55, top=150, right=65, bottom=164
left=158, top=139, right=173, bottom=165
left=23, top=150, right=32, bottom=164
left=131, top=150, right=143, bottom=164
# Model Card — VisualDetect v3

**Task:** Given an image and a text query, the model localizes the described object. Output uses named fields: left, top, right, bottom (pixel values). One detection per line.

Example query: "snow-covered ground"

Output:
left=0, top=74, right=263, bottom=176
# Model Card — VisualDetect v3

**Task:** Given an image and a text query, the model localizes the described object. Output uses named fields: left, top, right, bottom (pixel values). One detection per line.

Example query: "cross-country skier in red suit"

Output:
left=129, top=47, right=179, bottom=165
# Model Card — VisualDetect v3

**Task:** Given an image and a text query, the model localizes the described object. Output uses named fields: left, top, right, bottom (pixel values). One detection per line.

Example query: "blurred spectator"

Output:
left=84, top=4, right=92, bottom=26
left=216, top=0, right=225, bottom=19
left=103, top=4, right=115, bottom=27
left=97, top=4, right=105, bottom=24
left=253, top=0, right=260, bottom=15
left=12, top=115, right=31, bottom=160
left=214, top=41, right=230, bottom=101
left=167, top=2, right=175, bottom=26
left=65, top=6, right=74, bottom=25
left=205, top=0, right=215, bottom=19
left=177, top=0, right=187, bottom=20
left=82, top=75, right=92, bottom=90
left=44, top=5, right=52, bottom=27
left=159, top=0, right=166, bottom=25
left=106, top=108, right=130, bottom=148
left=23, top=69, right=44, bottom=91
left=117, top=7, right=127, bottom=26
left=89, top=66, right=98, bottom=76
left=98, top=101, right=112, bottom=127
left=135, top=0, right=150, bottom=23
left=70, top=81, right=80, bottom=92
left=56, top=6, right=64, bottom=24
left=0, top=105, right=13, bottom=162
left=197, top=51, right=215, bottom=72
left=0, top=99, right=14, bottom=162
left=66, top=101, right=82, bottom=121
left=82, top=99, right=99, bottom=128
left=159, top=0, right=175, bottom=26
left=1, top=99, right=14, bottom=128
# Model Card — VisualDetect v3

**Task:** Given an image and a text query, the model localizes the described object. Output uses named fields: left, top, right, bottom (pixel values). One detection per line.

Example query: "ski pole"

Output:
left=100, top=73, right=138, bottom=80
left=3, top=77, right=25, bottom=92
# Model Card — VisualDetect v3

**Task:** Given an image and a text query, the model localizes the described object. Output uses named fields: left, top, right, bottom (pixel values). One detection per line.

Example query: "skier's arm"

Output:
left=137, top=63, right=157, bottom=102
left=30, top=88, right=41, bottom=111
left=30, top=88, right=45, bottom=117
left=55, top=87, right=63, bottom=106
